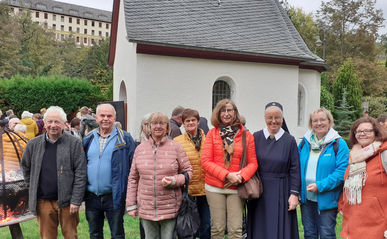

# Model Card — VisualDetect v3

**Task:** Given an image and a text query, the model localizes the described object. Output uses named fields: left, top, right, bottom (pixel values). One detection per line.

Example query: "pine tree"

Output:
left=332, top=58, right=363, bottom=120
left=334, top=89, right=355, bottom=141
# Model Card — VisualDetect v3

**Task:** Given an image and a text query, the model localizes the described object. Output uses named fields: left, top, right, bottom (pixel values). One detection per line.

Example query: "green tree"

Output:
left=287, top=6, right=319, bottom=53
left=79, top=39, right=112, bottom=93
left=0, top=3, right=21, bottom=78
left=317, top=0, right=383, bottom=67
left=321, top=86, right=335, bottom=113
left=332, top=58, right=363, bottom=120
left=334, top=89, right=354, bottom=142
left=363, top=96, right=387, bottom=118
left=17, top=10, right=56, bottom=76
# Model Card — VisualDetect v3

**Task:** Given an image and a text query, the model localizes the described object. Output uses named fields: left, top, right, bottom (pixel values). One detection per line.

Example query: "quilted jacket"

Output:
left=126, top=136, right=192, bottom=221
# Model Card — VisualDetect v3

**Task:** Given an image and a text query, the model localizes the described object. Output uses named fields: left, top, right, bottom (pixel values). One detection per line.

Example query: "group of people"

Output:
left=1, top=100, right=387, bottom=239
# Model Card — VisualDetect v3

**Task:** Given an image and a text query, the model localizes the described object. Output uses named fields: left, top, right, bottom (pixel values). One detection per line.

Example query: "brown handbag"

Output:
left=237, top=130, right=263, bottom=200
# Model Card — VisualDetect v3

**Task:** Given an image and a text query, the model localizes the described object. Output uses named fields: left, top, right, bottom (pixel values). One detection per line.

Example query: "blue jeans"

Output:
left=85, top=192, right=125, bottom=239
left=300, top=200, right=337, bottom=239
left=195, top=195, right=211, bottom=239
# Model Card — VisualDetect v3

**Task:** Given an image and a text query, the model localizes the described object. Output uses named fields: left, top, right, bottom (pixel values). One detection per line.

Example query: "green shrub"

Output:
left=363, top=96, right=387, bottom=118
left=0, top=75, right=106, bottom=116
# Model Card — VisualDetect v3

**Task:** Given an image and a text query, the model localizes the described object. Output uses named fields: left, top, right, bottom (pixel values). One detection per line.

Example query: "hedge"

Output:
left=0, top=75, right=106, bottom=117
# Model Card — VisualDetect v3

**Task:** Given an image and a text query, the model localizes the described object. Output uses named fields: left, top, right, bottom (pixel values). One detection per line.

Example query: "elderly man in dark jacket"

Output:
left=21, top=106, right=86, bottom=239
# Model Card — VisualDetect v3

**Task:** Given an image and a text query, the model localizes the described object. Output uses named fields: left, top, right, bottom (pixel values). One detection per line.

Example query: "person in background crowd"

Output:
left=137, top=113, right=152, bottom=145
left=83, top=104, right=135, bottom=239
left=79, top=107, right=98, bottom=138
left=114, top=121, right=122, bottom=129
left=298, top=108, right=349, bottom=239
left=339, top=117, right=387, bottom=239
left=202, top=99, right=258, bottom=239
left=21, top=106, right=86, bottom=239
left=70, top=118, right=81, bottom=139
left=247, top=102, right=300, bottom=239
left=174, top=109, right=211, bottom=239
left=198, top=116, right=210, bottom=135
left=170, top=106, right=185, bottom=139
left=377, top=114, right=387, bottom=130
left=126, top=112, right=192, bottom=239
left=14, top=124, right=27, bottom=134
left=21, top=111, right=39, bottom=139
left=6, top=109, right=15, bottom=120
left=40, top=108, right=47, bottom=116
left=8, top=118, right=21, bottom=131
left=33, top=113, right=45, bottom=135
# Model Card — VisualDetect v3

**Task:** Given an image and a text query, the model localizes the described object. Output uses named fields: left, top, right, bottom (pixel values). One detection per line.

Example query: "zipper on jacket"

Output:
left=153, top=145, right=158, bottom=218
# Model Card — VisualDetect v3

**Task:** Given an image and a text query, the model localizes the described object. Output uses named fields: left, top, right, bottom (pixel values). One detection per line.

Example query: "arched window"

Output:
left=119, top=81, right=127, bottom=103
left=212, top=80, right=231, bottom=109
left=298, top=84, right=306, bottom=126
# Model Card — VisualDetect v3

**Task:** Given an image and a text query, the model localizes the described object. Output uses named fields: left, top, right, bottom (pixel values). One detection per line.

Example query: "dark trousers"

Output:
left=85, top=192, right=125, bottom=239
left=301, top=200, right=338, bottom=239
left=195, top=195, right=211, bottom=239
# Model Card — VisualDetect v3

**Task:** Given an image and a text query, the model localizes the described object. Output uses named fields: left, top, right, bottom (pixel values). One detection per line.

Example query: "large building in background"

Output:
left=4, top=0, right=112, bottom=47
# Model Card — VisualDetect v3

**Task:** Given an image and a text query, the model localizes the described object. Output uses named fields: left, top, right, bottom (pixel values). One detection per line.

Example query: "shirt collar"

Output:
left=263, top=127, right=285, bottom=141
left=45, top=132, right=61, bottom=144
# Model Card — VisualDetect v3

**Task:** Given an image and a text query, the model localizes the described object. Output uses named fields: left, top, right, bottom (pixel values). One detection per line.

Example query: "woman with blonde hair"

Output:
left=299, top=108, right=349, bottom=239
left=126, top=112, right=192, bottom=239
left=202, top=99, right=258, bottom=239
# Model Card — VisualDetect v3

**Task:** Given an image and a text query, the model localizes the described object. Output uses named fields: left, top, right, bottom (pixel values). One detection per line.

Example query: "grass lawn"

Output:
left=0, top=207, right=343, bottom=238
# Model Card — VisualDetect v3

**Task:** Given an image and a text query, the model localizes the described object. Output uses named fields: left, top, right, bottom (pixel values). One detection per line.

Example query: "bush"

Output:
left=0, top=75, right=106, bottom=116
left=363, top=96, right=387, bottom=118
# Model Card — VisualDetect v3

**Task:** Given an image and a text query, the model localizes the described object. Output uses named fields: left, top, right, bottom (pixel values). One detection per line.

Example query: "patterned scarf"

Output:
left=344, top=141, right=381, bottom=205
left=310, top=134, right=325, bottom=152
left=219, top=125, right=239, bottom=169
left=187, top=129, right=202, bottom=151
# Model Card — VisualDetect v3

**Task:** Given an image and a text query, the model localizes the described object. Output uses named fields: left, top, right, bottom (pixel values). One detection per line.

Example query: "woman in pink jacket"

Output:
left=126, top=112, right=192, bottom=239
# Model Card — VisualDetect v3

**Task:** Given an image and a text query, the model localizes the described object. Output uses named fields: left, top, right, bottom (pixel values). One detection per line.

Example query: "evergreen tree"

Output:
left=332, top=58, right=363, bottom=120
left=334, top=89, right=355, bottom=141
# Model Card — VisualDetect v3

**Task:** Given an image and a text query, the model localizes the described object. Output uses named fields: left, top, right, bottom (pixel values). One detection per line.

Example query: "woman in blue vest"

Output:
left=298, top=108, right=349, bottom=239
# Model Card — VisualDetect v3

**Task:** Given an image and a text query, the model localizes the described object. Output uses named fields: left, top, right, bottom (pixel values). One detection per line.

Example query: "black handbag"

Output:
left=176, top=172, right=200, bottom=239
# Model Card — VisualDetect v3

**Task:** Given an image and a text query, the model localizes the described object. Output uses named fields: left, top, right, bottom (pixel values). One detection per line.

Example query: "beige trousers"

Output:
left=206, top=190, right=244, bottom=239
left=37, top=200, right=79, bottom=239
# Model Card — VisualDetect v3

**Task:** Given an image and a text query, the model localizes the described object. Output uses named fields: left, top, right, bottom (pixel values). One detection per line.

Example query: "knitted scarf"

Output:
left=187, top=129, right=202, bottom=151
left=219, top=125, right=239, bottom=169
left=344, top=141, right=382, bottom=205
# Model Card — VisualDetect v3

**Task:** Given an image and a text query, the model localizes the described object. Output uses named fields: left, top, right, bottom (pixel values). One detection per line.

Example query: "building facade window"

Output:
left=106, top=23, right=109, bottom=29
left=84, top=29, right=87, bottom=34
left=298, top=84, right=306, bottom=126
left=61, top=25, right=64, bottom=31
left=212, top=80, right=231, bottom=109
left=105, top=32, right=109, bottom=37
left=53, top=24, right=56, bottom=30
left=43, top=23, right=48, bottom=29
left=61, top=16, right=64, bottom=22
left=60, top=34, right=64, bottom=40
left=99, top=31, right=102, bottom=36
left=53, top=14, right=56, bottom=21
left=35, top=12, right=39, bottom=18
left=91, top=39, right=95, bottom=45
left=84, top=38, right=87, bottom=44
left=44, top=13, right=48, bottom=19
left=99, top=22, right=102, bottom=28
left=69, top=26, right=72, bottom=32
left=77, top=18, right=80, bottom=24
left=91, top=30, right=95, bottom=35
left=84, top=20, right=87, bottom=25
left=92, top=21, right=95, bottom=27
left=76, top=36, right=80, bottom=43
left=77, top=27, right=80, bottom=33
left=69, top=17, right=72, bottom=23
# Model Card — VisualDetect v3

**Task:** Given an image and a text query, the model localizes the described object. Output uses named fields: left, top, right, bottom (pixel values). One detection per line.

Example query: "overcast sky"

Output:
left=58, top=0, right=386, bottom=35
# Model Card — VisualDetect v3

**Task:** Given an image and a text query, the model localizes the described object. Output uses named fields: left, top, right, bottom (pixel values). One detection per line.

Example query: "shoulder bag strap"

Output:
left=240, top=130, right=247, bottom=169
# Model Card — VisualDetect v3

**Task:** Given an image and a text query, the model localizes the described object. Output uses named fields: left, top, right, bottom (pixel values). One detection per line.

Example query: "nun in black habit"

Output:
left=247, top=102, right=300, bottom=239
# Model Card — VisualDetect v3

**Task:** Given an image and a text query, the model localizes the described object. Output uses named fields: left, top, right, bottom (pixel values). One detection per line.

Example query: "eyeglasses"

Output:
left=220, top=109, right=234, bottom=113
left=354, top=129, right=374, bottom=135
left=265, top=116, right=282, bottom=121
left=312, top=118, right=328, bottom=124
left=150, top=122, right=167, bottom=126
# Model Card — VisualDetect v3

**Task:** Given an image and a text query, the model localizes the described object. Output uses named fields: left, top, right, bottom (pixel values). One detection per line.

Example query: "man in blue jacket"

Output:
left=83, top=103, right=135, bottom=239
